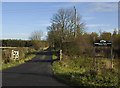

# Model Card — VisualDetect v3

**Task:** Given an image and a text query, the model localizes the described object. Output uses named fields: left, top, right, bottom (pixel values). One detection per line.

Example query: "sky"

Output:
left=2, top=2, right=118, bottom=40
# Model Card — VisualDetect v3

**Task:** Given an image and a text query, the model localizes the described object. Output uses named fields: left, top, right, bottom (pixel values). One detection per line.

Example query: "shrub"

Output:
left=14, top=47, right=28, bottom=59
left=62, top=36, right=92, bottom=57
left=2, top=49, right=13, bottom=64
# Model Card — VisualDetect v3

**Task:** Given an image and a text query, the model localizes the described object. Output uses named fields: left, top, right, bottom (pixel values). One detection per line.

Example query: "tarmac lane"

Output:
left=2, top=48, right=67, bottom=87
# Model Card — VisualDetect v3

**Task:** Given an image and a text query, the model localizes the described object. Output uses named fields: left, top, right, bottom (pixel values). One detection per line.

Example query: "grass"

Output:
left=52, top=50, right=119, bottom=87
left=52, top=55, right=58, bottom=60
left=2, top=50, right=39, bottom=70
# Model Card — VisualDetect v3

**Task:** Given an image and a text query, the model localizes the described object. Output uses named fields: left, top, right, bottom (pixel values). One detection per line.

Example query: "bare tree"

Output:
left=47, top=8, right=85, bottom=49
left=29, top=30, right=43, bottom=40
left=29, top=30, right=43, bottom=50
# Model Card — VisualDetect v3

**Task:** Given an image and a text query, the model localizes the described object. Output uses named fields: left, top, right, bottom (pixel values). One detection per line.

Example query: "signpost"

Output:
left=94, top=40, right=112, bottom=47
left=93, top=39, right=113, bottom=69
left=11, top=50, right=19, bottom=60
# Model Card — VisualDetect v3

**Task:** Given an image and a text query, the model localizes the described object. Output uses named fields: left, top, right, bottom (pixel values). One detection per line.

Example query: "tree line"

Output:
left=2, top=39, right=32, bottom=47
left=2, top=39, right=49, bottom=50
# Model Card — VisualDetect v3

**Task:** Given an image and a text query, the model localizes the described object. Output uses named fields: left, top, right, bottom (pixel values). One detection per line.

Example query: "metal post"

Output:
left=93, top=37, right=95, bottom=69
left=93, top=47, right=95, bottom=69
left=110, top=35, right=113, bottom=69
left=111, top=46, right=113, bottom=69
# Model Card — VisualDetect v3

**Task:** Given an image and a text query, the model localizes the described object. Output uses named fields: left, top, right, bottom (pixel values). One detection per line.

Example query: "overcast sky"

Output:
left=2, top=2, right=118, bottom=40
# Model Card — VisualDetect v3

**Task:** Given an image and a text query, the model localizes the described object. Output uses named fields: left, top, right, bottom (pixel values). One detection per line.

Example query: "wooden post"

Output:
left=59, top=50, right=62, bottom=61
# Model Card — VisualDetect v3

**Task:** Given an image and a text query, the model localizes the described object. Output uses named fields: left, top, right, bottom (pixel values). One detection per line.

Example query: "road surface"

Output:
left=2, top=47, right=67, bottom=86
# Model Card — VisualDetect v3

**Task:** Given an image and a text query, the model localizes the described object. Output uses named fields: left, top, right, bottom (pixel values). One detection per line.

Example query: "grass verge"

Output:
left=2, top=50, right=39, bottom=70
left=52, top=50, right=119, bottom=86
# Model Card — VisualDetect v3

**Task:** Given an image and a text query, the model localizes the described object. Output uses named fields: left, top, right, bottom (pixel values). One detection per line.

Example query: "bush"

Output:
left=62, top=36, right=92, bottom=57
left=2, top=49, right=12, bottom=64
left=14, top=47, right=28, bottom=58
left=31, top=40, right=49, bottom=50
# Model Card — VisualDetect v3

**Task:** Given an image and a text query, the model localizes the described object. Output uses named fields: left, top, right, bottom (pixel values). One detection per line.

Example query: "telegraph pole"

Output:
left=118, top=4, right=120, bottom=36
left=74, top=6, right=77, bottom=38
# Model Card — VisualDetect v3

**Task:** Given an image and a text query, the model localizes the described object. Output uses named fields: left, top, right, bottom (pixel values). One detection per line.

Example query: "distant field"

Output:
left=0, top=47, right=17, bottom=49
